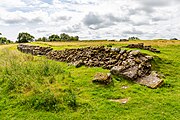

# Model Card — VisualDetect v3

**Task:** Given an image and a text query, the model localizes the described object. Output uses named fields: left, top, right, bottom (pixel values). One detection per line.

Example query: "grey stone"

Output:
left=111, top=47, right=120, bottom=52
left=92, top=73, right=112, bottom=85
left=111, top=65, right=139, bottom=80
left=129, top=50, right=140, bottom=56
left=119, top=50, right=126, bottom=54
left=74, top=61, right=83, bottom=68
left=136, top=71, right=163, bottom=88
left=109, top=98, right=129, bottom=104
left=120, top=66, right=139, bottom=79
left=111, top=66, right=125, bottom=74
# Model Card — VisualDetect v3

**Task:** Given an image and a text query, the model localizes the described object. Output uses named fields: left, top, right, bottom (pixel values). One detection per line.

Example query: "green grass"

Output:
left=0, top=41, right=180, bottom=120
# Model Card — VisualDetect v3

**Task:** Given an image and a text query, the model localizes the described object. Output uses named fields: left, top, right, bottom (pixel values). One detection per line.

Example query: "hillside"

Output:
left=0, top=40, right=180, bottom=120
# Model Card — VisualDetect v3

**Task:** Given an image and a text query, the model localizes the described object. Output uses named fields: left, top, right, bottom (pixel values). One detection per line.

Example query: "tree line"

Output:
left=0, top=32, right=179, bottom=44
left=16, top=32, right=79, bottom=43
left=0, top=32, right=13, bottom=44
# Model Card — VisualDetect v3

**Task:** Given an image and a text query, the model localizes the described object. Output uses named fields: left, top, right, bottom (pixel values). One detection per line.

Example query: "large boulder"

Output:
left=92, top=73, right=112, bottom=85
left=110, top=65, right=139, bottom=80
left=136, top=71, right=163, bottom=88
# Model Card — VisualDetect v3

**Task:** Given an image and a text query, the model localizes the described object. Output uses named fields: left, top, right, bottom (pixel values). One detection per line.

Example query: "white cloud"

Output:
left=123, top=28, right=144, bottom=35
left=0, top=10, right=48, bottom=25
left=0, top=0, right=179, bottom=40
left=0, top=0, right=26, bottom=8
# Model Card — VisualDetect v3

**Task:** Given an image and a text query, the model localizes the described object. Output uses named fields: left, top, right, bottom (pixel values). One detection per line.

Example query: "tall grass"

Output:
left=0, top=47, right=78, bottom=112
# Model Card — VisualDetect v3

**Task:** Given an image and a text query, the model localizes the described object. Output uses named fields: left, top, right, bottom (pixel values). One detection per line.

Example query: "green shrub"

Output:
left=24, top=89, right=63, bottom=112
left=22, top=88, right=78, bottom=112
left=63, top=88, right=77, bottom=110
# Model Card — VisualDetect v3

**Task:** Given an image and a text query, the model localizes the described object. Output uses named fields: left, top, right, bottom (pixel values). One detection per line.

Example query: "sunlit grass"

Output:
left=0, top=41, right=180, bottom=120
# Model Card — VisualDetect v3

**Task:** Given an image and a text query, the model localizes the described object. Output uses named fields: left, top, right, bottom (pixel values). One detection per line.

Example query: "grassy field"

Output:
left=0, top=40, right=180, bottom=120
left=31, top=40, right=180, bottom=50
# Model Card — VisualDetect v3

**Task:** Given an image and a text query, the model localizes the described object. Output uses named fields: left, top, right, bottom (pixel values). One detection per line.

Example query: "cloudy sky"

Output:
left=0, top=0, right=180, bottom=40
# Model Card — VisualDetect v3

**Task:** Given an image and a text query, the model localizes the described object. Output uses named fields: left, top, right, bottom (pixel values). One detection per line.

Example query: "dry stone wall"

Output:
left=17, top=44, right=53, bottom=55
left=126, top=43, right=160, bottom=53
left=17, top=44, right=163, bottom=88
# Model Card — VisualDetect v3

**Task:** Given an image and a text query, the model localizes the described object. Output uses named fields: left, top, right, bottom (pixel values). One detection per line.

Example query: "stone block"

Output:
left=136, top=71, right=163, bottom=88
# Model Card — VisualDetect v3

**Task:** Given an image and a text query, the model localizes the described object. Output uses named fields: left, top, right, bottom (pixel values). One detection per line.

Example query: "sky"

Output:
left=0, top=0, right=180, bottom=41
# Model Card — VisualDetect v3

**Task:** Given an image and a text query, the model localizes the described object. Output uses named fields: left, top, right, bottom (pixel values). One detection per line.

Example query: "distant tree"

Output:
left=0, top=37, right=13, bottom=44
left=36, top=38, right=42, bottom=41
left=60, top=33, right=79, bottom=41
left=49, top=34, right=60, bottom=41
left=6, top=40, right=12, bottom=44
left=17, top=32, right=34, bottom=43
left=47, top=33, right=79, bottom=42
left=35, top=37, right=48, bottom=42
left=42, top=37, right=48, bottom=42
left=69, top=36, right=74, bottom=41
left=170, top=38, right=178, bottom=40
left=128, top=37, right=140, bottom=40
left=60, top=33, right=70, bottom=41
left=73, top=36, right=79, bottom=41
left=0, top=33, right=13, bottom=44
left=0, top=37, right=7, bottom=44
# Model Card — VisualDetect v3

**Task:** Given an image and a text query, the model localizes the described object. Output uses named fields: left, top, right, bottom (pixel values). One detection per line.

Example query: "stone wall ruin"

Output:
left=17, top=44, right=53, bottom=55
left=17, top=44, right=163, bottom=88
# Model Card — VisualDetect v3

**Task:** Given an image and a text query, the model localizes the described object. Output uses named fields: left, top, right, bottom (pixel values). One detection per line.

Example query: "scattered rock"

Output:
left=121, top=86, right=129, bottom=89
left=109, top=98, right=130, bottom=104
left=92, top=73, right=112, bottom=85
left=136, top=71, right=164, bottom=88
